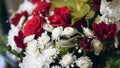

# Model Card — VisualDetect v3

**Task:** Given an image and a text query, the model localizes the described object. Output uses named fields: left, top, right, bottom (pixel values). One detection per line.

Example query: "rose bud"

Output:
left=92, top=39, right=103, bottom=55
left=80, top=38, right=92, bottom=52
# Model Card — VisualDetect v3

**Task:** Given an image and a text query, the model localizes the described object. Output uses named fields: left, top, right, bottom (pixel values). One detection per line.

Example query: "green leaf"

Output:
left=71, top=4, right=90, bottom=25
left=54, top=44, right=68, bottom=56
left=51, top=0, right=91, bottom=25
left=51, top=0, right=76, bottom=10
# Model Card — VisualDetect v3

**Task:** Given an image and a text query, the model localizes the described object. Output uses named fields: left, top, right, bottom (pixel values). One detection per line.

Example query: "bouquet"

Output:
left=3, top=0, right=120, bottom=68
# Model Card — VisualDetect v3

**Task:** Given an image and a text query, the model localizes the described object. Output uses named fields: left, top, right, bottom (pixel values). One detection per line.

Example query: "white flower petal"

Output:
left=52, top=27, right=63, bottom=40
left=8, top=25, right=22, bottom=53
left=63, top=27, right=76, bottom=37
left=76, top=56, right=92, bottom=68
left=24, top=34, right=35, bottom=43
left=60, top=54, right=74, bottom=66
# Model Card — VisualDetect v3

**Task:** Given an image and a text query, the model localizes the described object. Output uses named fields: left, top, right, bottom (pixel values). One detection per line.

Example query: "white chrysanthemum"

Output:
left=76, top=56, right=92, bottom=68
left=24, top=34, right=35, bottom=43
left=60, top=54, right=74, bottom=66
left=17, top=0, right=36, bottom=15
left=45, top=48, right=57, bottom=57
left=26, top=40, right=38, bottom=54
left=37, top=55, right=53, bottom=68
left=52, top=27, right=63, bottom=40
left=43, top=46, right=59, bottom=57
left=83, top=27, right=94, bottom=38
left=100, top=0, right=120, bottom=22
left=92, top=39, right=103, bottom=55
left=38, top=32, right=50, bottom=46
left=51, top=65, right=61, bottom=68
left=20, top=44, right=59, bottom=68
left=8, top=24, right=22, bottom=53
left=19, top=51, right=42, bottom=68
left=20, top=46, right=55, bottom=68
left=62, top=27, right=76, bottom=37
left=43, top=24, right=53, bottom=32
left=35, top=47, right=57, bottom=68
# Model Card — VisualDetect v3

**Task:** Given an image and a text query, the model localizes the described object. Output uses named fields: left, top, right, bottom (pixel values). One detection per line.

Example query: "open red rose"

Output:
left=14, top=30, right=27, bottom=50
left=49, top=6, right=71, bottom=28
left=24, top=15, right=44, bottom=38
left=92, top=22, right=117, bottom=40
left=33, top=2, right=51, bottom=16
left=11, top=11, right=28, bottom=26
left=80, top=38, right=92, bottom=52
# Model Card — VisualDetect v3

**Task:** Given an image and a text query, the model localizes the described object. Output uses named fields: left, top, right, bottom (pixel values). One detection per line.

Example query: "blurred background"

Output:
left=0, top=0, right=24, bottom=68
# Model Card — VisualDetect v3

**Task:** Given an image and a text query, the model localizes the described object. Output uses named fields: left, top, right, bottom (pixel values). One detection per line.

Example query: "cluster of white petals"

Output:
left=43, top=23, right=53, bottom=32
left=83, top=27, right=94, bottom=38
left=52, top=27, right=63, bottom=40
left=76, top=56, right=92, bottom=68
left=51, top=65, right=61, bottom=68
left=20, top=44, right=58, bottom=68
left=24, top=34, right=35, bottom=43
left=62, top=27, right=76, bottom=37
left=38, top=32, right=50, bottom=47
left=8, top=25, right=22, bottom=52
left=19, top=51, right=42, bottom=68
left=18, top=0, right=36, bottom=15
left=100, top=0, right=120, bottom=22
left=60, top=54, right=74, bottom=67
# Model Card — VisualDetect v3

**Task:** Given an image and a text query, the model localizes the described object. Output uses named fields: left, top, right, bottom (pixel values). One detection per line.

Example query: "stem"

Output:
left=77, top=31, right=84, bottom=37
left=85, top=17, right=89, bottom=27
left=0, top=36, right=24, bottom=60
left=84, top=51, right=86, bottom=56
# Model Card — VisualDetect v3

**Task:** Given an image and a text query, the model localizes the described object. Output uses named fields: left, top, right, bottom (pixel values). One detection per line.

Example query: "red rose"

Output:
left=80, top=38, right=92, bottom=52
left=31, top=0, right=41, bottom=4
left=31, top=0, right=46, bottom=4
left=14, top=30, right=27, bottom=50
left=33, top=2, right=51, bottom=16
left=92, top=22, right=117, bottom=40
left=24, top=15, right=44, bottom=38
left=49, top=6, right=71, bottom=28
left=11, top=11, right=28, bottom=26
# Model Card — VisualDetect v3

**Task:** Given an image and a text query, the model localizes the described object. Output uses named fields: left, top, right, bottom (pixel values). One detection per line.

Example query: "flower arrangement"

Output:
left=2, top=0, right=120, bottom=68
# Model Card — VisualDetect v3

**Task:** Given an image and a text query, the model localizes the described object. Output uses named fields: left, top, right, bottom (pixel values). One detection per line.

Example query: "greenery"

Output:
left=0, top=36, right=24, bottom=61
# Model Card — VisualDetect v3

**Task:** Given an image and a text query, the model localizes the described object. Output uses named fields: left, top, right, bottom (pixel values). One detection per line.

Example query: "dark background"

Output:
left=0, top=0, right=23, bottom=68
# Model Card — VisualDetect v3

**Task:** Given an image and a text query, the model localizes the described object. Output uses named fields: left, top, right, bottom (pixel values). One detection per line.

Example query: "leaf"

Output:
left=51, top=0, right=76, bottom=10
left=54, top=44, right=68, bottom=56
left=51, top=0, right=91, bottom=25
left=71, top=4, right=90, bottom=25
